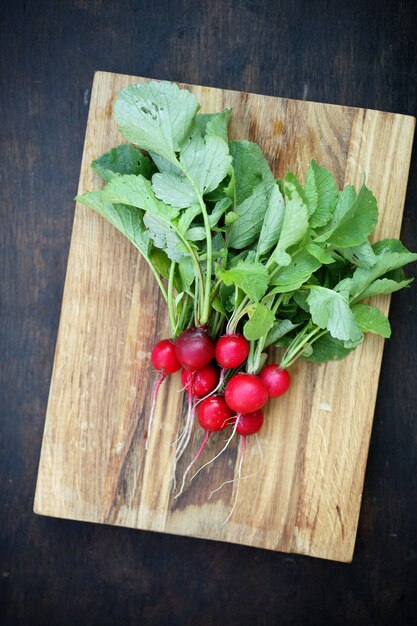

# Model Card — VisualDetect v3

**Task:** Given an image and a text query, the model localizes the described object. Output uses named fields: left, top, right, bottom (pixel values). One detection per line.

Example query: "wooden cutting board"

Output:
left=34, top=71, right=415, bottom=562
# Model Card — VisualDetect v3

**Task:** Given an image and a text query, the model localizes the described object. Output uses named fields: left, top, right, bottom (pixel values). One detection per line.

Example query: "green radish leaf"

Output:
left=195, top=109, right=232, bottom=143
left=115, top=80, right=199, bottom=163
left=270, top=250, right=321, bottom=287
left=372, top=238, right=411, bottom=255
left=314, top=185, right=354, bottom=241
left=228, top=182, right=270, bottom=249
left=265, top=319, right=298, bottom=348
left=225, top=211, right=238, bottom=225
left=267, top=281, right=309, bottom=295
left=149, top=153, right=182, bottom=175
left=151, top=172, right=198, bottom=208
left=152, top=134, right=232, bottom=208
left=208, top=197, right=232, bottom=227
left=316, top=183, right=378, bottom=247
left=175, top=292, right=184, bottom=307
left=293, top=290, right=310, bottom=312
left=91, top=144, right=155, bottom=182
left=219, top=283, right=235, bottom=313
left=212, top=296, right=227, bottom=316
left=228, top=249, right=257, bottom=267
left=178, top=256, right=195, bottom=294
left=148, top=248, right=181, bottom=291
left=304, top=160, right=339, bottom=227
left=186, top=227, right=206, bottom=241
left=219, top=261, right=270, bottom=302
left=229, top=140, right=276, bottom=204
left=303, top=333, right=360, bottom=363
left=243, top=303, right=275, bottom=340
left=212, top=231, right=226, bottom=252
left=273, top=335, right=294, bottom=348
left=177, top=205, right=201, bottom=233
left=257, top=183, right=285, bottom=256
left=306, top=286, right=363, bottom=343
left=301, top=344, right=314, bottom=358
left=181, top=133, right=232, bottom=195
left=228, top=140, right=278, bottom=250
left=351, top=304, right=391, bottom=338
left=101, top=174, right=179, bottom=220
left=306, top=242, right=335, bottom=264
left=336, top=240, right=377, bottom=269
left=144, top=213, right=187, bottom=262
left=356, top=277, right=413, bottom=300
left=269, top=173, right=309, bottom=266
left=347, top=246, right=417, bottom=303
left=75, top=191, right=150, bottom=256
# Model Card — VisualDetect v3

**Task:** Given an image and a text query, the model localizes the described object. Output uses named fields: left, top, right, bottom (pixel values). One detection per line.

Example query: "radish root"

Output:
left=208, top=433, right=264, bottom=499
left=145, top=373, right=165, bottom=450
left=171, top=382, right=195, bottom=489
left=190, top=417, right=239, bottom=482
left=222, top=435, right=246, bottom=525
left=174, top=431, right=210, bottom=499
left=174, top=383, right=195, bottom=461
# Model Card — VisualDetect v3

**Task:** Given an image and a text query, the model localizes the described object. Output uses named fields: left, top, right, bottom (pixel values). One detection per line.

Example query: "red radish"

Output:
left=175, top=395, right=233, bottom=498
left=151, top=339, right=181, bottom=374
left=146, top=338, right=181, bottom=450
left=173, top=366, right=221, bottom=473
left=181, top=365, right=219, bottom=398
left=259, top=365, right=290, bottom=398
left=225, top=373, right=269, bottom=413
left=197, top=395, right=233, bottom=431
left=175, top=326, right=215, bottom=371
left=215, top=333, right=249, bottom=369
left=234, top=410, right=264, bottom=436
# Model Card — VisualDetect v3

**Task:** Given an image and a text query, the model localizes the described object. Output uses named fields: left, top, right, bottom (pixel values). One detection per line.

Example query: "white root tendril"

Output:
left=190, top=417, right=239, bottom=482
left=221, top=435, right=246, bottom=525
left=171, top=420, right=188, bottom=447
left=208, top=433, right=264, bottom=499
left=174, top=387, right=195, bottom=462
left=170, top=385, right=195, bottom=488
left=174, top=431, right=210, bottom=499
left=145, top=373, right=165, bottom=451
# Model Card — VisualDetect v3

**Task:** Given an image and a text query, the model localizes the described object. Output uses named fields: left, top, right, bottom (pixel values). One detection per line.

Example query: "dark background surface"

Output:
left=1, top=1, right=417, bottom=624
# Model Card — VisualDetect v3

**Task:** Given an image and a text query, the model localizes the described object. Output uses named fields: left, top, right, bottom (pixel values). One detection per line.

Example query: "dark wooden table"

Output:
left=1, top=1, right=417, bottom=624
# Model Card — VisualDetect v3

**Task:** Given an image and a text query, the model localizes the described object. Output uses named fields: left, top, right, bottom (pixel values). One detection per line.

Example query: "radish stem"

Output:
left=167, top=262, right=177, bottom=336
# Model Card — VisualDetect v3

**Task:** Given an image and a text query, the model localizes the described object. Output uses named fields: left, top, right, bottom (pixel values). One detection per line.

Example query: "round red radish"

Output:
left=151, top=339, right=181, bottom=374
left=259, top=365, right=290, bottom=398
left=234, top=410, right=264, bottom=436
left=175, top=327, right=215, bottom=371
left=197, top=396, right=233, bottom=432
left=215, top=333, right=250, bottom=369
left=225, top=373, right=268, bottom=413
left=181, top=365, right=219, bottom=398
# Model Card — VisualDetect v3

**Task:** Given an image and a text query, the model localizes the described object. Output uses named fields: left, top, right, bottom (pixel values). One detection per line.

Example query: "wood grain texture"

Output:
left=33, top=71, right=415, bottom=562
left=2, top=1, right=417, bottom=624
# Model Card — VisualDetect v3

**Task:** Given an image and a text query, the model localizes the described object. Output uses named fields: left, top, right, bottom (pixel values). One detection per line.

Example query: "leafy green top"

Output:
left=75, top=80, right=416, bottom=371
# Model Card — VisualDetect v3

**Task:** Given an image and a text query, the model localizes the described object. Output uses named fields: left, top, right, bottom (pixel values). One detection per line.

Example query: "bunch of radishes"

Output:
left=151, top=325, right=290, bottom=495
left=77, top=78, right=416, bottom=520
